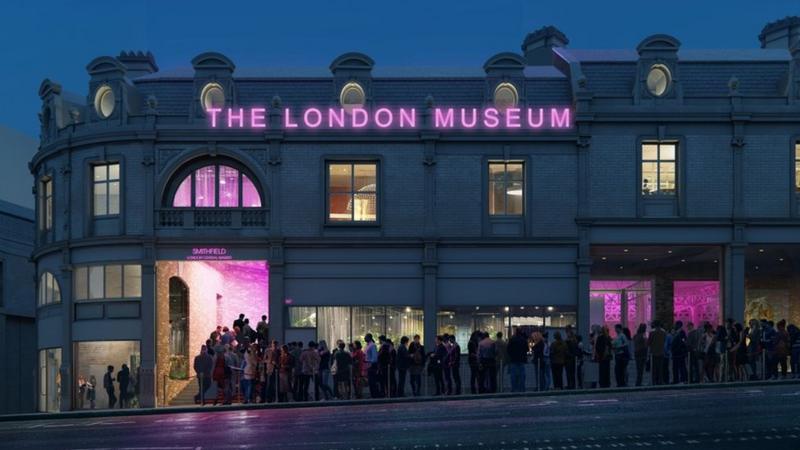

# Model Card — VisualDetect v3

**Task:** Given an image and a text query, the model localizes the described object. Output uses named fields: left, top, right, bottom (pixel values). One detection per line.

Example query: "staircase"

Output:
left=169, top=380, right=199, bottom=406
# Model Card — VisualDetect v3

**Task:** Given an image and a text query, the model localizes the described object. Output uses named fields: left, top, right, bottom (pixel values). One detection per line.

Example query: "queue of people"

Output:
left=191, top=313, right=800, bottom=405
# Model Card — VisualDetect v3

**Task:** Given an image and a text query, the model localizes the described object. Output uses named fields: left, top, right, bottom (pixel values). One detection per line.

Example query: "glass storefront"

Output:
left=75, top=341, right=141, bottom=410
left=591, top=245, right=721, bottom=330
left=289, top=306, right=423, bottom=345
left=38, top=348, right=61, bottom=412
left=437, top=306, right=577, bottom=346
left=745, top=245, right=800, bottom=325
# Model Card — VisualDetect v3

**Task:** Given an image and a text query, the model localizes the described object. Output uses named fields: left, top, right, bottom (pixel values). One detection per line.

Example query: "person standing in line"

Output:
left=316, top=340, right=334, bottom=400
left=387, top=338, right=398, bottom=397
left=612, top=324, right=630, bottom=388
left=775, top=320, right=790, bottom=379
left=788, top=324, right=800, bottom=379
left=595, top=326, right=612, bottom=388
left=478, top=332, right=497, bottom=393
left=364, top=334, right=380, bottom=398
left=494, top=332, right=507, bottom=391
left=333, top=341, right=352, bottom=399
left=299, top=341, right=320, bottom=401
left=449, top=335, right=462, bottom=395
left=647, top=320, right=666, bottom=385
left=701, top=323, right=717, bottom=382
left=442, top=334, right=454, bottom=395
left=395, top=336, right=411, bottom=397
left=86, top=375, right=97, bottom=409
left=506, top=328, right=528, bottom=392
left=550, top=331, right=568, bottom=390
left=233, top=314, right=245, bottom=332
left=633, top=324, right=648, bottom=387
left=408, top=335, right=425, bottom=396
left=278, top=344, right=293, bottom=402
left=671, top=321, right=688, bottom=384
left=117, top=364, right=130, bottom=408
left=531, top=331, right=546, bottom=391
left=103, top=366, right=116, bottom=409
left=242, top=343, right=257, bottom=403
left=430, top=335, right=447, bottom=395
left=583, top=326, right=600, bottom=389
left=686, top=322, right=702, bottom=384
left=256, top=315, right=269, bottom=344
left=565, top=326, right=579, bottom=390
left=193, top=345, right=213, bottom=404
left=377, top=336, right=391, bottom=398
left=467, top=331, right=481, bottom=394
left=351, top=341, right=366, bottom=399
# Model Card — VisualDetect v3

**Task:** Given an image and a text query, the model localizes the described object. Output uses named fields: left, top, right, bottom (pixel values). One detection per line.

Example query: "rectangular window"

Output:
left=289, top=306, right=424, bottom=348
left=93, top=163, right=120, bottom=216
left=38, top=177, right=53, bottom=231
left=75, top=264, right=142, bottom=301
left=795, top=143, right=800, bottom=193
left=488, top=161, right=524, bottom=216
left=641, top=142, right=677, bottom=195
left=39, top=348, right=61, bottom=412
left=327, top=162, right=378, bottom=223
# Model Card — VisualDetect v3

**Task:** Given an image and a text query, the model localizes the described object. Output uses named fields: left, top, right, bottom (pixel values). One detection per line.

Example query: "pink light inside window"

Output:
left=673, top=281, right=720, bottom=326
left=172, top=176, right=192, bottom=207
left=242, top=175, right=261, bottom=207
left=218, top=165, right=239, bottom=207
left=195, top=166, right=216, bottom=207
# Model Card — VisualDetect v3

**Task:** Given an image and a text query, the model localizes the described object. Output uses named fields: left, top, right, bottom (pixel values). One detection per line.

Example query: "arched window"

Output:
left=168, top=161, right=263, bottom=208
left=38, top=272, right=61, bottom=307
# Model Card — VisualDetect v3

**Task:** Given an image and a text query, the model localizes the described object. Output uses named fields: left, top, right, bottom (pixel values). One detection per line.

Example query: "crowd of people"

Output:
left=191, top=313, right=800, bottom=405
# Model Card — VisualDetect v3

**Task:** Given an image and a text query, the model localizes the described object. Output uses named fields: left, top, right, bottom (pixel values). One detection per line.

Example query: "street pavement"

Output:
left=2, top=383, right=800, bottom=449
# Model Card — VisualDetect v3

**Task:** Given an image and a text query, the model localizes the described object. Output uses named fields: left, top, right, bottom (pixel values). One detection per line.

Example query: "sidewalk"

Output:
left=3, top=377, right=799, bottom=423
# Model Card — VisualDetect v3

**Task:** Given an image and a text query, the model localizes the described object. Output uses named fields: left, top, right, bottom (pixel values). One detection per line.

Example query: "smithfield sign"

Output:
left=206, top=107, right=572, bottom=131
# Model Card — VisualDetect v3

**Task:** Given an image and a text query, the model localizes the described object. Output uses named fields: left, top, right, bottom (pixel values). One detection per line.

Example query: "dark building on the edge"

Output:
left=31, top=17, right=800, bottom=411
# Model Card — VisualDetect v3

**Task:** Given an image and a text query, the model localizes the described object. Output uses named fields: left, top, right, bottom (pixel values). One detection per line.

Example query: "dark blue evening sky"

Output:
left=1, top=0, right=797, bottom=138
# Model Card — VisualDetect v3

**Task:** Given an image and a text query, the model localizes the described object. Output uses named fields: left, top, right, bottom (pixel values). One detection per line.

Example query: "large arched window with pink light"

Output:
left=168, top=162, right=263, bottom=208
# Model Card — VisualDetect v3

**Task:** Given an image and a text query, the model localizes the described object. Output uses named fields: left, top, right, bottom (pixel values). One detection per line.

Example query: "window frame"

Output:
left=38, top=176, right=53, bottom=232
left=640, top=141, right=678, bottom=197
left=37, top=271, right=61, bottom=308
left=794, top=142, right=800, bottom=195
left=91, top=162, right=121, bottom=217
left=487, top=160, right=525, bottom=217
left=73, top=263, right=142, bottom=302
left=324, top=159, right=380, bottom=226
left=165, top=160, right=265, bottom=209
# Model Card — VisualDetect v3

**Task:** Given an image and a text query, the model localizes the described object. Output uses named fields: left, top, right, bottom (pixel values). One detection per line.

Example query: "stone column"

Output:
left=422, top=242, right=438, bottom=350
left=724, top=241, right=747, bottom=323
left=138, top=258, right=156, bottom=408
left=268, top=241, right=285, bottom=342
left=59, top=259, right=73, bottom=411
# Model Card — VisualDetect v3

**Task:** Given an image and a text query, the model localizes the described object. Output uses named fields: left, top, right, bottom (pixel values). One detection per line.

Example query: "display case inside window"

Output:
left=289, top=307, right=317, bottom=328
left=317, top=307, right=351, bottom=347
left=386, top=307, right=424, bottom=343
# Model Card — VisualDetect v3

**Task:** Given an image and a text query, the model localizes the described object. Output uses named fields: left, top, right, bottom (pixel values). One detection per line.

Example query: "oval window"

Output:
left=646, top=64, right=671, bottom=97
left=200, top=82, right=225, bottom=111
left=339, top=82, right=366, bottom=111
left=493, top=82, right=519, bottom=111
left=94, top=85, right=115, bottom=119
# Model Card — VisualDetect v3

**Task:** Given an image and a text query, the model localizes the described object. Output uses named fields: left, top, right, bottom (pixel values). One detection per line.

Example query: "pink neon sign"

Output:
left=206, top=107, right=572, bottom=131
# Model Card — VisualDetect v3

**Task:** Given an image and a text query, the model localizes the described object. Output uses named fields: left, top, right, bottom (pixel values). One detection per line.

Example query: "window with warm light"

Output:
left=170, top=164, right=262, bottom=208
left=38, top=177, right=53, bottom=231
left=93, top=163, right=120, bottom=216
left=327, top=162, right=378, bottom=223
left=73, top=264, right=141, bottom=301
left=488, top=161, right=524, bottom=216
left=795, top=142, right=800, bottom=193
left=641, top=142, right=676, bottom=195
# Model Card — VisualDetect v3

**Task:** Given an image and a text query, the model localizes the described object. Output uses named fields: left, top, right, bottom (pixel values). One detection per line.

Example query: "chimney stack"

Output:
left=117, top=51, right=158, bottom=78
left=759, top=16, right=800, bottom=49
left=521, top=25, right=569, bottom=65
